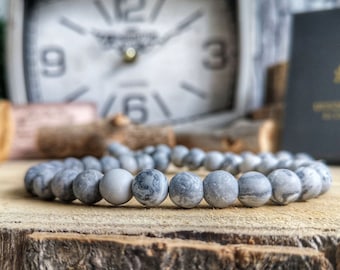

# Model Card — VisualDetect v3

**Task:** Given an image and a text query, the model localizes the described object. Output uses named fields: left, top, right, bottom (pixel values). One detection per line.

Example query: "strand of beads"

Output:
left=24, top=143, right=332, bottom=209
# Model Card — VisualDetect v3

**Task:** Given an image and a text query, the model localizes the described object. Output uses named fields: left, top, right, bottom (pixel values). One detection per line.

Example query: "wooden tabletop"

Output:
left=0, top=161, right=339, bottom=269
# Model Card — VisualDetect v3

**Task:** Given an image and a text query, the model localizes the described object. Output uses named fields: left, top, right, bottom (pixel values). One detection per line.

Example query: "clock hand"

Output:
left=155, top=9, right=203, bottom=46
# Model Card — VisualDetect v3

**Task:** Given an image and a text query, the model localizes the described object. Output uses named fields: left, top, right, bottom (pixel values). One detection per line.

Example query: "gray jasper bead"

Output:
left=220, top=153, right=243, bottom=175
left=24, top=163, right=48, bottom=195
left=276, top=150, right=293, bottom=161
left=32, top=167, right=57, bottom=200
left=310, top=162, right=332, bottom=195
left=100, top=169, right=134, bottom=205
left=203, top=151, right=225, bottom=171
left=169, top=172, right=203, bottom=208
left=48, top=160, right=65, bottom=169
left=64, top=157, right=84, bottom=171
left=183, top=148, right=206, bottom=170
left=100, top=156, right=120, bottom=173
left=171, top=145, right=189, bottom=167
left=107, top=142, right=131, bottom=157
left=132, top=169, right=168, bottom=207
left=276, top=159, right=293, bottom=170
left=73, top=169, right=103, bottom=205
left=267, top=169, right=301, bottom=205
left=152, top=151, right=170, bottom=172
left=143, top=145, right=156, bottom=155
left=135, top=153, right=155, bottom=171
left=295, top=166, right=322, bottom=201
left=119, top=154, right=138, bottom=174
left=82, top=156, right=102, bottom=171
left=203, top=170, right=238, bottom=208
left=295, top=152, right=314, bottom=161
left=239, top=152, right=262, bottom=173
left=155, top=144, right=172, bottom=157
left=256, top=154, right=279, bottom=175
left=51, top=169, right=79, bottom=202
left=238, top=171, right=272, bottom=207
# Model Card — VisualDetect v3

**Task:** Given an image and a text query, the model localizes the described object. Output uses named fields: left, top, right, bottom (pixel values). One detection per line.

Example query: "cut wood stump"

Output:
left=0, top=161, right=340, bottom=269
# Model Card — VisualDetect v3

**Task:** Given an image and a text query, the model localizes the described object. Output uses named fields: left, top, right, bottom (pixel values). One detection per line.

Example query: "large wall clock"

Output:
left=7, top=0, right=253, bottom=127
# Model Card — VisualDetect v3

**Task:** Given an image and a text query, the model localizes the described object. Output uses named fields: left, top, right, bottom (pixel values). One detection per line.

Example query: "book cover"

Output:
left=282, top=8, right=340, bottom=162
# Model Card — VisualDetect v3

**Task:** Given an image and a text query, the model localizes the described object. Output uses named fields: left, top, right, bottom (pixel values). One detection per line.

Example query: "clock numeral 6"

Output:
left=202, top=39, right=227, bottom=70
left=41, top=47, right=66, bottom=77
left=123, top=95, right=148, bottom=123
left=114, top=0, right=146, bottom=22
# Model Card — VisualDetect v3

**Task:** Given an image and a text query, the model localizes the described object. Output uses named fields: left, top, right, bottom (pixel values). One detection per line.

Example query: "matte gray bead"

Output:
left=152, top=151, right=170, bottom=172
left=238, top=171, right=272, bottom=207
left=203, top=151, right=225, bottom=171
left=82, top=156, right=102, bottom=171
left=256, top=154, right=279, bottom=175
left=119, top=154, right=138, bottom=174
left=24, top=164, right=48, bottom=195
left=132, top=169, right=168, bottom=207
left=276, top=151, right=293, bottom=161
left=203, top=170, right=238, bottom=208
left=107, top=142, right=131, bottom=157
left=183, top=148, right=206, bottom=170
left=64, top=157, right=84, bottom=171
left=48, top=160, right=65, bottom=170
left=155, top=144, right=171, bottom=157
left=289, top=159, right=313, bottom=171
left=32, top=167, right=57, bottom=200
left=239, top=152, right=261, bottom=173
left=309, top=162, right=332, bottom=195
left=276, top=159, right=293, bottom=170
left=169, top=172, right=203, bottom=208
left=143, top=145, right=156, bottom=155
left=100, top=169, right=133, bottom=205
left=267, top=169, right=301, bottom=205
left=135, top=153, right=155, bottom=171
left=51, top=169, right=79, bottom=202
left=295, top=166, right=322, bottom=201
left=100, top=156, right=120, bottom=173
left=295, top=152, right=314, bottom=161
left=171, top=145, right=189, bottom=167
left=220, top=153, right=242, bottom=175
left=73, top=170, right=103, bottom=205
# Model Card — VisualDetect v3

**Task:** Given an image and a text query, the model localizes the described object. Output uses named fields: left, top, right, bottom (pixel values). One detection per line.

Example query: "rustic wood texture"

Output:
left=0, top=161, right=340, bottom=268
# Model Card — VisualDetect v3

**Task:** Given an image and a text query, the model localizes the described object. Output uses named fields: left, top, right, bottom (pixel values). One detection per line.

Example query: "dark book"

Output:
left=282, top=8, right=340, bottom=163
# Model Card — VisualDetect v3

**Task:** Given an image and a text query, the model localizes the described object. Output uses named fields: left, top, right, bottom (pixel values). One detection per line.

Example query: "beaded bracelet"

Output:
left=23, top=143, right=332, bottom=209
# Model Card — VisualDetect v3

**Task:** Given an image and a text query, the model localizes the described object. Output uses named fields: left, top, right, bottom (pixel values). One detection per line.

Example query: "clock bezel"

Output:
left=6, top=0, right=255, bottom=127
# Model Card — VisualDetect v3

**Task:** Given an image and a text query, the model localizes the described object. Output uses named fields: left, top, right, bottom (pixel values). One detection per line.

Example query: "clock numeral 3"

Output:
left=114, top=0, right=146, bottom=22
left=202, top=39, right=227, bottom=70
left=123, top=94, right=148, bottom=123
left=41, top=47, right=66, bottom=77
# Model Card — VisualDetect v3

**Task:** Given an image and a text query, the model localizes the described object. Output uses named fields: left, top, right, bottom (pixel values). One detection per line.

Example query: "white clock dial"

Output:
left=24, top=0, right=237, bottom=124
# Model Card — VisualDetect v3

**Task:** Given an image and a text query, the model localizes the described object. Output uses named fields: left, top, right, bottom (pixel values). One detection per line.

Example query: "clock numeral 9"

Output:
left=123, top=95, right=148, bottom=123
left=202, top=40, right=227, bottom=70
left=115, top=0, right=146, bottom=22
left=41, top=47, right=66, bottom=77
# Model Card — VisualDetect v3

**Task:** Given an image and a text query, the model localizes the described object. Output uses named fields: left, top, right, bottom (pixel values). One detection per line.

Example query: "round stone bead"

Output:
left=143, top=145, right=156, bottom=155
left=256, top=154, right=278, bottom=175
left=276, top=159, right=293, bottom=170
left=51, top=169, right=79, bottom=202
left=276, top=150, right=293, bottom=161
left=135, top=153, right=155, bottom=171
left=24, top=163, right=49, bottom=195
left=220, top=153, right=243, bottom=175
left=169, top=172, right=203, bottom=208
left=100, top=156, right=120, bottom=173
left=239, top=152, right=262, bottom=173
left=238, top=171, right=272, bottom=207
left=64, top=157, right=84, bottom=171
left=132, top=169, right=168, bottom=207
left=152, top=151, right=170, bottom=172
left=32, top=167, right=58, bottom=200
left=82, top=156, right=102, bottom=171
left=171, top=145, right=189, bottom=167
left=203, top=170, right=238, bottom=208
left=310, top=162, right=332, bottom=195
left=48, top=160, right=65, bottom=170
left=155, top=144, right=172, bottom=157
left=295, top=152, right=314, bottom=161
left=183, top=148, right=206, bottom=170
left=295, top=166, right=322, bottom=201
left=267, top=169, right=301, bottom=205
left=119, top=154, right=138, bottom=174
left=73, top=170, right=103, bottom=205
left=107, top=142, right=131, bottom=157
left=203, top=151, right=225, bottom=171
left=100, top=169, right=134, bottom=205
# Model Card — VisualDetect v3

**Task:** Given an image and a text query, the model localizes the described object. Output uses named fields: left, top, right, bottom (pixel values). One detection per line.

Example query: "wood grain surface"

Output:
left=0, top=161, right=339, bottom=269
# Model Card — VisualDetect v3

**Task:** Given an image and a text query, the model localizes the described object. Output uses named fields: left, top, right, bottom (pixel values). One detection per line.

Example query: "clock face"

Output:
left=24, top=0, right=237, bottom=124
